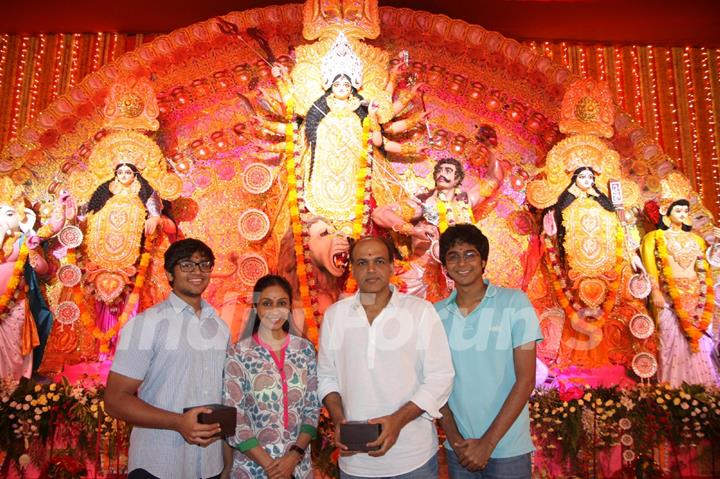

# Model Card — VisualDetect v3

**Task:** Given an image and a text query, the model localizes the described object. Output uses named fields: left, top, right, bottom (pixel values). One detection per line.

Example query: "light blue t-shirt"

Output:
left=435, top=282, right=542, bottom=459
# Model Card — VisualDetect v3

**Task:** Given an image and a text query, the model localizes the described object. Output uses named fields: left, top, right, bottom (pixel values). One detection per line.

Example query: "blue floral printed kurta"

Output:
left=223, top=334, right=319, bottom=478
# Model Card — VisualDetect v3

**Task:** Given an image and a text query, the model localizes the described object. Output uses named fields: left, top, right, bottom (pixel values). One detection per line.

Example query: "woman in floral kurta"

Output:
left=223, top=275, right=319, bottom=478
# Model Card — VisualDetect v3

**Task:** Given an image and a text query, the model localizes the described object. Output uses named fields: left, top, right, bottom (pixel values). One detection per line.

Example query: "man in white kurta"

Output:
left=318, top=236, right=454, bottom=478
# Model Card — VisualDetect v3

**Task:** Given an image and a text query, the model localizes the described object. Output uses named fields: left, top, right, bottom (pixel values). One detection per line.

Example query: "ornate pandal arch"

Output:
left=0, top=0, right=715, bottom=316
left=0, top=0, right=710, bottom=231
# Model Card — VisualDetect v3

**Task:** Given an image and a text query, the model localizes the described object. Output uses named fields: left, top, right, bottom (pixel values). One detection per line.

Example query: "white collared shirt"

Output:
left=318, top=286, right=454, bottom=477
left=111, top=293, right=229, bottom=479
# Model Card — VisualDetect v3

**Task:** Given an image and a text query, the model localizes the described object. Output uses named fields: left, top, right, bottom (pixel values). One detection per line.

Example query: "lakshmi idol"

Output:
left=86, top=162, right=166, bottom=246
left=640, top=173, right=720, bottom=387
left=63, top=128, right=181, bottom=352
left=527, top=79, right=656, bottom=380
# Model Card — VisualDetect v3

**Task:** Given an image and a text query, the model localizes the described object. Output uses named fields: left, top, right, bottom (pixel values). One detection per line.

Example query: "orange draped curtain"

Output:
left=0, top=33, right=718, bottom=219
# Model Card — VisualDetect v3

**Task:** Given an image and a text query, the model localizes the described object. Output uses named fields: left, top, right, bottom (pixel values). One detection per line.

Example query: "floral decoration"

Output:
left=0, top=239, right=30, bottom=315
left=655, top=230, right=713, bottom=352
left=530, top=383, right=720, bottom=477
left=0, top=377, right=128, bottom=475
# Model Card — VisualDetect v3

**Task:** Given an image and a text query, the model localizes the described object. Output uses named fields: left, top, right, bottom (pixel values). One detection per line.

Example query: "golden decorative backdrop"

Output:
left=0, top=34, right=718, bottom=219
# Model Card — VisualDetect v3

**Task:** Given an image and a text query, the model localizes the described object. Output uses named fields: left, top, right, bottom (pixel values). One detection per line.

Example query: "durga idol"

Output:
left=256, top=31, right=426, bottom=238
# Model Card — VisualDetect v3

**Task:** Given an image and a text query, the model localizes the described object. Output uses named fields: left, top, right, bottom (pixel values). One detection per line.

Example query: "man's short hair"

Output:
left=433, top=157, right=465, bottom=185
left=349, top=235, right=396, bottom=263
left=439, top=224, right=489, bottom=265
left=164, top=238, right=215, bottom=273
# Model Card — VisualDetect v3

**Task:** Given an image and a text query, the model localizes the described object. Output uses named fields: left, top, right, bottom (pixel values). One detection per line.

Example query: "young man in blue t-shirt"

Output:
left=435, top=224, right=542, bottom=478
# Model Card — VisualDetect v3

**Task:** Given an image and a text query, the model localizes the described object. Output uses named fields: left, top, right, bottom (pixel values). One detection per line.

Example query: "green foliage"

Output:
left=0, top=376, right=128, bottom=474
left=3, top=377, right=717, bottom=477
left=530, top=383, right=720, bottom=476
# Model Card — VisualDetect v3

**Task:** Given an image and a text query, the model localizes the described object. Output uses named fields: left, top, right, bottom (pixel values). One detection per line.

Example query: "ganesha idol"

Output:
left=0, top=177, right=75, bottom=381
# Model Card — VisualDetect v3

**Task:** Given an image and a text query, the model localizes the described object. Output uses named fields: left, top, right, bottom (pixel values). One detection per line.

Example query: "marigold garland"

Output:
left=72, top=235, right=157, bottom=352
left=344, top=276, right=357, bottom=294
left=437, top=191, right=473, bottom=234
left=0, top=239, right=30, bottom=315
left=604, top=226, right=625, bottom=317
left=283, top=101, right=319, bottom=344
left=544, top=225, right=625, bottom=338
left=437, top=196, right=449, bottom=234
left=655, top=230, right=714, bottom=352
left=344, top=117, right=373, bottom=295
left=352, top=116, right=372, bottom=239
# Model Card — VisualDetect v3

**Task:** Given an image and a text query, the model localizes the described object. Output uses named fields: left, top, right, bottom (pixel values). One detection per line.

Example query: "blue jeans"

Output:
left=446, top=449, right=531, bottom=479
left=340, top=453, right=438, bottom=479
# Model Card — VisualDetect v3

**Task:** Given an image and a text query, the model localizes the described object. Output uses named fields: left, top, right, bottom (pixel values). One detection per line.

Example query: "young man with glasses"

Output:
left=435, top=224, right=542, bottom=478
left=105, top=238, right=230, bottom=479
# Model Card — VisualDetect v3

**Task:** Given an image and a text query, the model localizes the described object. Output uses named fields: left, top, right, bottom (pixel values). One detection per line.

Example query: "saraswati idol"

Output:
left=527, top=79, right=656, bottom=379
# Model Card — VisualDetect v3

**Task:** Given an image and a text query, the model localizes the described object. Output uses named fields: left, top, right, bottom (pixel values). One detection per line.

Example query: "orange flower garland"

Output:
left=656, top=230, right=714, bottom=352
left=70, top=235, right=157, bottom=352
left=284, top=100, right=319, bottom=344
left=344, top=276, right=358, bottom=294
left=344, top=116, right=373, bottom=295
left=0, top=239, right=30, bottom=315
left=438, top=191, right=474, bottom=234
left=544, top=225, right=625, bottom=337
left=352, top=117, right=372, bottom=239
left=603, top=226, right=626, bottom=317
left=437, top=197, right=449, bottom=234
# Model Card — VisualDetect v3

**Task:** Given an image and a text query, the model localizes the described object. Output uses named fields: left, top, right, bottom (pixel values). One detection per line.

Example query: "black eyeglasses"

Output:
left=176, top=259, right=214, bottom=273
